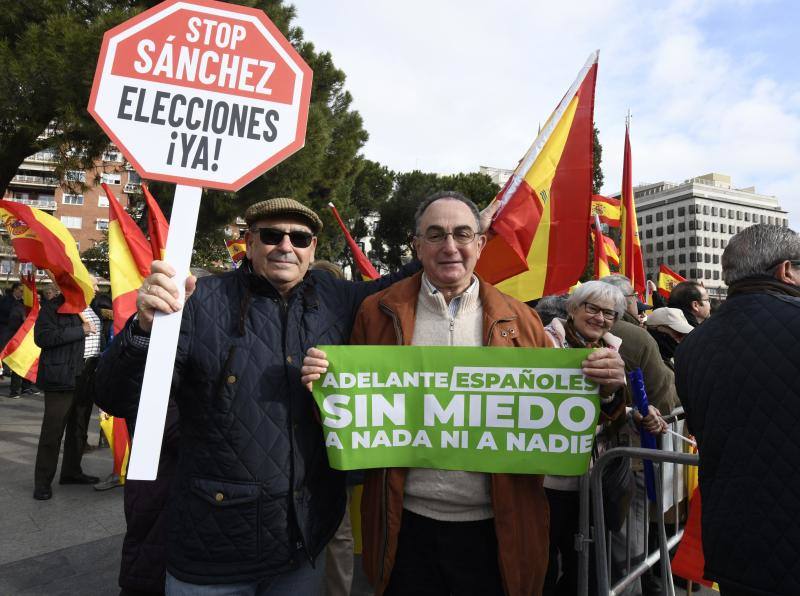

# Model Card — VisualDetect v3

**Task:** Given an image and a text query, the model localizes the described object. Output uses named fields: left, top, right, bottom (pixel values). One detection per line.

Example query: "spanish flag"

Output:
left=328, top=202, right=380, bottom=281
left=21, top=273, right=37, bottom=313
left=475, top=52, right=598, bottom=301
left=657, top=264, right=686, bottom=299
left=603, top=235, right=620, bottom=267
left=104, top=184, right=152, bottom=335
left=0, top=201, right=94, bottom=313
left=619, top=122, right=646, bottom=296
left=591, top=195, right=621, bottom=227
left=592, top=214, right=611, bottom=279
left=0, top=274, right=40, bottom=382
left=225, top=239, right=247, bottom=265
left=141, top=183, right=169, bottom=260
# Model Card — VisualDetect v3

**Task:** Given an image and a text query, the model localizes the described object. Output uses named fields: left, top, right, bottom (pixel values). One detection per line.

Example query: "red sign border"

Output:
left=88, top=0, right=313, bottom=191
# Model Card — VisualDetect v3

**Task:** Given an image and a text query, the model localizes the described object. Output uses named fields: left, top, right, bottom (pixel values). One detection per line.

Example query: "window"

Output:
left=712, top=223, right=717, bottom=232
left=761, top=215, right=767, bottom=224
left=667, top=209, right=674, bottom=219
left=679, top=269, right=687, bottom=277
left=96, top=218, right=109, bottom=231
left=689, top=205, right=696, bottom=215
left=101, top=173, right=121, bottom=185
left=103, top=150, right=122, bottom=162
left=19, top=263, right=35, bottom=275
left=704, top=237, right=710, bottom=247
left=690, top=254, right=697, bottom=263
left=62, top=193, right=84, bottom=205
left=656, top=212, right=664, bottom=222
left=705, top=269, right=712, bottom=279
left=745, top=213, right=751, bottom=222
left=721, top=240, right=727, bottom=248
left=667, top=224, right=674, bottom=234
left=60, top=215, right=82, bottom=229
left=712, top=238, right=718, bottom=248
left=646, top=258, right=654, bottom=268
left=667, top=255, right=675, bottom=265
left=713, top=271, right=720, bottom=280
left=98, top=195, right=109, bottom=207
left=679, top=254, right=686, bottom=264
left=713, top=254, right=719, bottom=264
left=645, top=229, right=653, bottom=239
left=128, top=171, right=142, bottom=184
left=637, top=217, right=642, bottom=226
left=656, top=242, right=664, bottom=251
left=667, top=240, right=675, bottom=249
left=656, top=227, right=663, bottom=236
left=689, top=268, right=698, bottom=278
left=729, top=225, right=735, bottom=234
left=704, top=254, right=711, bottom=263
left=0, top=260, right=13, bottom=274
left=689, top=220, right=696, bottom=230
left=646, top=215, right=653, bottom=224
left=728, top=209, right=734, bottom=218
left=703, top=206, right=709, bottom=215
left=712, top=207, right=718, bottom=216
left=768, top=216, right=774, bottom=225
left=689, top=237, right=697, bottom=247
left=65, top=170, right=86, bottom=183
left=678, top=207, right=686, bottom=216
left=678, top=222, right=685, bottom=232
left=737, top=226, right=742, bottom=233
left=646, top=244, right=653, bottom=253
left=679, top=238, right=686, bottom=248
left=737, top=211, right=742, bottom=220
left=703, top=221, right=710, bottom=231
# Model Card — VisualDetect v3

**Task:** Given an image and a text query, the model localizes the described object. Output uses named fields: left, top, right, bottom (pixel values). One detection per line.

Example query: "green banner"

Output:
left=312, top=345, right=601, bottom=475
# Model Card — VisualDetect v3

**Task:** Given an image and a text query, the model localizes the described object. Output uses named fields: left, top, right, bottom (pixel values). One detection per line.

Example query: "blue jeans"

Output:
left=165, top=557, right=324, bottom=596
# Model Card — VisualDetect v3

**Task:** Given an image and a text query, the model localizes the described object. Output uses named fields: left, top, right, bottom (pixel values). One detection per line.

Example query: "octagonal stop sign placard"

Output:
left=88, top=0, right=313, bottom=481
left=89, top=0, right=312, bottom=190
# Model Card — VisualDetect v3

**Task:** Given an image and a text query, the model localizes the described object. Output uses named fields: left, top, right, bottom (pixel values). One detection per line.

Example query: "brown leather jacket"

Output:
left=351, top=272, right=551, bottom=596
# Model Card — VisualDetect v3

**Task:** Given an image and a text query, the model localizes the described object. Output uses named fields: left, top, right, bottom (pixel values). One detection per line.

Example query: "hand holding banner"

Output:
left=312, top=345, right=602, bottom=476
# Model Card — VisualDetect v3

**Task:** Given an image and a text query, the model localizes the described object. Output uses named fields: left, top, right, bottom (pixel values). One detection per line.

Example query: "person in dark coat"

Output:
left=94, top=198, right=425, bottom=594
left=2, top=283, right=35, bottom=397
left=32, top=292, right=100, bottom=500
left=675, top=224, right=800, bottom=595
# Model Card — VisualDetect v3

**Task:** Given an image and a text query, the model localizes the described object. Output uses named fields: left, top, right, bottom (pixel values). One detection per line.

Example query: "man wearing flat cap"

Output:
left=94, top=198, right=421, bottom=594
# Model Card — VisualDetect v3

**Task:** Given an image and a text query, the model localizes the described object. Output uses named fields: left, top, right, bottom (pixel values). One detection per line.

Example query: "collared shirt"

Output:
left=421, top=274, right=479, bottom=319
left=82, top=307, right=102, bottom=358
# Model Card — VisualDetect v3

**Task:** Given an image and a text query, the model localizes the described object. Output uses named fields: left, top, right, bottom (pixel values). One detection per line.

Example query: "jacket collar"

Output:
left=378, top=271, right=520, bottom=345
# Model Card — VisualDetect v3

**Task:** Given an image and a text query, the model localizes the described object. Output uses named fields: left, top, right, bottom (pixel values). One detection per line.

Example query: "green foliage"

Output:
left=592, top=126, right=604, bottom=195
left=81, top=235, right=109, bottom=279
left=372, top=171, right=499, bottom=270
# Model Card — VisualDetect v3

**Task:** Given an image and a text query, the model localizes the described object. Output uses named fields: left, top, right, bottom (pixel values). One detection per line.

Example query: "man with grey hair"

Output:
left=675, top=224, right=800, bottom=595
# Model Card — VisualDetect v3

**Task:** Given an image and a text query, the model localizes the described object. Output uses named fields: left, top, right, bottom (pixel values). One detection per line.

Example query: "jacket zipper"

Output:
left=377, top=302, right=402, bottom=584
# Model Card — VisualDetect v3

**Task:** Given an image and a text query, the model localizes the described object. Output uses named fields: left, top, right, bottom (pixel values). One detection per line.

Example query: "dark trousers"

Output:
left=384, top=509, right=504, bottom=596
left=74, top=357, right=99, bottom=450
left=34, top=389, right=84, bottom=488
left=544, top=488, right=581, bottom=596
left=9, top=371, right=32, bottom=395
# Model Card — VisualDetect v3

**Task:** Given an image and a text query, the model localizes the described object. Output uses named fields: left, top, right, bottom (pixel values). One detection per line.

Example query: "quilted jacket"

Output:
left=94, top=260, right=419, bottom=585
left=675, top=290, right=800, bottom=594
left=34, top=294, right=86, bottom=392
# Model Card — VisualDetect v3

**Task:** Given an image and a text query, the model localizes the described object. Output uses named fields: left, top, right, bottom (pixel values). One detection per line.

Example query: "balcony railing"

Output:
left=4, top=196, right=57, bottom=210
left=123, top=183, right=142, bottom=194
left=26, top=151, right=58, bottom=163
left=10, top=174, right=59, bottom=187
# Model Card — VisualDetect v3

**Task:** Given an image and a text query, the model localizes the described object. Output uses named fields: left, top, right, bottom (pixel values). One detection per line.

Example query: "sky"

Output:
left=288, top=0, right=800, bottom=229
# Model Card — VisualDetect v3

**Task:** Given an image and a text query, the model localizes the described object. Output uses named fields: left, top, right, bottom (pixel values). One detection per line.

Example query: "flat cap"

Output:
left=244, top=198, right=323, bottom=234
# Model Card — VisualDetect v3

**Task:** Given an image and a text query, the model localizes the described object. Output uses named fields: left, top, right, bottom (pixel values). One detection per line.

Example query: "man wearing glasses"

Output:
left=94, top=197, right=422, bottom=595
left=676, top=224, right=800, bottom=596
left=302, top=191, right=627, bottom=595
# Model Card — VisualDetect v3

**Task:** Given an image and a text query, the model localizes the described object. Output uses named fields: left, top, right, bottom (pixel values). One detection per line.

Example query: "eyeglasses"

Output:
left=582, top=302, right=619, bottom=321
left=253, top=227, right=314, bottom=248
left=766, top=259, right=800, bottom=271
left=420, top=226, right=477, bottom=245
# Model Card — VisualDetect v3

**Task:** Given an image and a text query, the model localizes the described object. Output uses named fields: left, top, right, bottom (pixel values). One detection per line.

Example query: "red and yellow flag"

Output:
left=603, top=235, right=620, bottom=267
left=21, top=273, right=37, bottom=313
left=328, top=202, right=379, bottom=281
left=0, top=274, right=40, bottom=382
left=475, top=52, right=599, bottom=301
left=657, top=264, right=686, bottom=299
left=104, top=184, right=152, bottom=335
left=591, top=194, right=621, bottom=227
left=226, top=239, right=247, bottom=265
left=0, top=201, right=94, bottom=313
left=592, top=215, right=611, bottom=279
left=619, top=123, right=646, bottom=296
left=141, top=183, right=169, bottom=260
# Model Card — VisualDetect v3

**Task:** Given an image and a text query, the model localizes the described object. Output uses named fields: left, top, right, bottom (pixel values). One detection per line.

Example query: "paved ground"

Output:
left=0, top=380, right=709, bottom=595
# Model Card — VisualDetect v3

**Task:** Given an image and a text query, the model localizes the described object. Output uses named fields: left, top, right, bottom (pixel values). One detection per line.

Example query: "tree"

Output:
left=81, top=235, right=109, bottom=279
left=372, top=171, right=499, bottom=270
left=592, top=126, right=604, bottom=195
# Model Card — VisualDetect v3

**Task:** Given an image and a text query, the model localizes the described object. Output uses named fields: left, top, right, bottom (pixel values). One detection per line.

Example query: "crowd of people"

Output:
left=7, top=190, right=798, bottom=596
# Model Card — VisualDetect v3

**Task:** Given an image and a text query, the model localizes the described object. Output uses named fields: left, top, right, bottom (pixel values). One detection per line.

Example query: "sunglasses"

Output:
left=253, top=227, right=314, bottom=248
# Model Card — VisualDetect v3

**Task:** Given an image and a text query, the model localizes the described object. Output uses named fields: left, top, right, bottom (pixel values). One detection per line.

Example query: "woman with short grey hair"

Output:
left=564, top=280, right=627, bottom=323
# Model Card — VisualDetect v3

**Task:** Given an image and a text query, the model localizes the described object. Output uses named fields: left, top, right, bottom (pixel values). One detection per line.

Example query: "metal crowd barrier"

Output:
left=575, top=408, right=700, bottom=596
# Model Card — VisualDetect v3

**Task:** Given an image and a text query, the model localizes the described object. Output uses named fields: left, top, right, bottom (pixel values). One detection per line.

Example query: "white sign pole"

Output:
left=126, top=184, right=202, bottom=480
